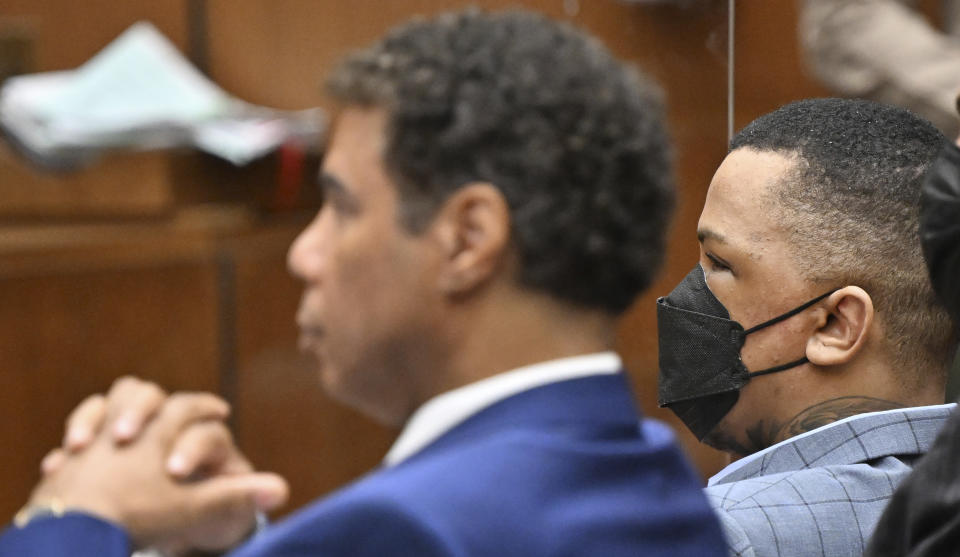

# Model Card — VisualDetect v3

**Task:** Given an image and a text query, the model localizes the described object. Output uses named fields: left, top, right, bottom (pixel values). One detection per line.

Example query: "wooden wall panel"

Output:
left=0, top=0, right=189, bottom=73
left=733, top=1, right=832, bottom=131
left=0, top=247, right=221, bottom=520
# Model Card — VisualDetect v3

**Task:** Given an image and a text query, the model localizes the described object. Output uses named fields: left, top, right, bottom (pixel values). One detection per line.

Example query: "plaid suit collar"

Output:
left=708, top=403, right=956, bottom=486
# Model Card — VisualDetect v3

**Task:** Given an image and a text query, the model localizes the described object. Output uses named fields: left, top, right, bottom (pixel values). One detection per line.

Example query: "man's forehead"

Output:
left=325, top=107, right=389, bottom=157
left=319, top=107, right=391, bottom=183
left=709, top=148, right=796, bottom=197
left=698, top=149, right=796, bottom=245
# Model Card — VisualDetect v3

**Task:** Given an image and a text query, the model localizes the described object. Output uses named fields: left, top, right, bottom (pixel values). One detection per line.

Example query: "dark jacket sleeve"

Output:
left=0, top=514, right=131, bottom=557
left=921, top=140, right=960, bottom=321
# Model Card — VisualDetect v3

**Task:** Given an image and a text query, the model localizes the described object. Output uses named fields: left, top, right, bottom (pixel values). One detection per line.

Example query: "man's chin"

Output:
left=315, top=362, right=346, bottom=401
left=316, top=369, right=409, bottom=428
left=702, top=429, right=752, bottom=459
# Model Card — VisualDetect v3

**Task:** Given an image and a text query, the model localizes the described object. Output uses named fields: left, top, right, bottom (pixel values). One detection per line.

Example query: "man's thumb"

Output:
left=180, top=473, right=288, bottom=552
left=195, top=472, right=289, bottom=515
left=247, top=473, right=289, bottom=511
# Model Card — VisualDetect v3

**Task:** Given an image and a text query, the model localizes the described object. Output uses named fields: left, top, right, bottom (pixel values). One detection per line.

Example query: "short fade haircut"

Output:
left=731, top=98, right=955, bottom=385
left=326, top=9, right=673, bottom=314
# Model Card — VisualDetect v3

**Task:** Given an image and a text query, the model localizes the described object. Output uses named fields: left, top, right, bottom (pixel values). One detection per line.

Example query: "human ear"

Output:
left=806, top=286, right=874, bottom=367
left=431, top=183, right=511, bottom=295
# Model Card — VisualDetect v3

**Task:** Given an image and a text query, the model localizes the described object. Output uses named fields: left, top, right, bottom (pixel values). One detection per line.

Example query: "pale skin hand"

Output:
left=44, top=377, right=210, bottom=479
left=31, top=377, right=288, bottom=555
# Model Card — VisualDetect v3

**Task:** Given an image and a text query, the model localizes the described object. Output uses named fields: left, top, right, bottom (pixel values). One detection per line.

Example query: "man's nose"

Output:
left=287, top=217, right=324, bottom=280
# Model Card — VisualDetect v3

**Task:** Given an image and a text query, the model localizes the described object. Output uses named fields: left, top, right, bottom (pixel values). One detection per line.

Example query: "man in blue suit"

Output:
left=0, top=10, right=726, bottom=557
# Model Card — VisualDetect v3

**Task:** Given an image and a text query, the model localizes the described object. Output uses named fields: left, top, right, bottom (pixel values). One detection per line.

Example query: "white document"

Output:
left=0, top=21, right=324, bottom=167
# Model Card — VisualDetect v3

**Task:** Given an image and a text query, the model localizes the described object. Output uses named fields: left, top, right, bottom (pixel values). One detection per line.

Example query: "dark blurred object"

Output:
left=920, top=140, right=960, bottom=402
left=0, top=21, right=35, bottom=84
left=920, top=141, right=960, bottom=322
left=186, top=0, right=209, bottom=75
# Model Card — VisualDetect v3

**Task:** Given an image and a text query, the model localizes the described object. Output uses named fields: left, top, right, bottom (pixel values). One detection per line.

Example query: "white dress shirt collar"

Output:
left=383, top=351, right=622, bottom=466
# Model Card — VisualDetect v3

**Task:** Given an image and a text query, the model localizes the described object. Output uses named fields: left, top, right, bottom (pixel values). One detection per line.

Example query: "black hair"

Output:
left=732, top=98, right=955, bottom=381
left=327, top=9, right=673, bottom=314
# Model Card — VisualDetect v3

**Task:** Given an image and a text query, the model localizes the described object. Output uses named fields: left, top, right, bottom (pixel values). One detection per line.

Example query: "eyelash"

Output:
left=705, top=253, right=731, bottom=272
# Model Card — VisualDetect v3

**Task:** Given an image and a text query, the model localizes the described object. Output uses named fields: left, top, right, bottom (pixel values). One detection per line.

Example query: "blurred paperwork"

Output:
left=0, top=21, right=325, bottom=170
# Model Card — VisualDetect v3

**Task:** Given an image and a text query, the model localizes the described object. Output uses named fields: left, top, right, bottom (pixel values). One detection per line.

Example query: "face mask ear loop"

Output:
left=746, top=357, right=809, bottom=378
left=742, top=288, right=839, bottom=336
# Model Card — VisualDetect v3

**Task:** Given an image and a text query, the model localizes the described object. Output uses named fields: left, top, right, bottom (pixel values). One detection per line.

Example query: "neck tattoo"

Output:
left=775, top=396, right=905, bottom=442
left=705, top=396, right=905, bottom=458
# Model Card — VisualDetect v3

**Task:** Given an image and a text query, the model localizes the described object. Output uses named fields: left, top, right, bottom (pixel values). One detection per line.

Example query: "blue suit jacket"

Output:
left=1, top=374, right=726, bottom=556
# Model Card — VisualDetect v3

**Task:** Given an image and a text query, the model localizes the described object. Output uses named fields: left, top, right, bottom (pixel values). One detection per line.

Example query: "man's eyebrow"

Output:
left=318, top=171, right=362, bottom=212
left=318, top=172, right=346, bottom=195
left=697, top=228, right=727, bottom=244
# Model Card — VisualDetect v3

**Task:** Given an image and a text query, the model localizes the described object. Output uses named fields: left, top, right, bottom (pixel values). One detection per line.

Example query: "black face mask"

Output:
left=656, top=265, right=837, bottom=441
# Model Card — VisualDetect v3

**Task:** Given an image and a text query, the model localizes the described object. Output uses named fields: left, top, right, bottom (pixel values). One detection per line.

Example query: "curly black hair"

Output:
left=731, top=98, right=955, bottom=384
left=326, top=9, right=673, bottom=314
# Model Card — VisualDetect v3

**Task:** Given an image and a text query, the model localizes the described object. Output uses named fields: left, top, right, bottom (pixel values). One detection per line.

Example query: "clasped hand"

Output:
left=26, top=377, right=289, bottom=556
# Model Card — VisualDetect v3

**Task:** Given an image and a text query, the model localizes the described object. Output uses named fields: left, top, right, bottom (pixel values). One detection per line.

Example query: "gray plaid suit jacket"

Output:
left=704, top=404, right=955, bottom=557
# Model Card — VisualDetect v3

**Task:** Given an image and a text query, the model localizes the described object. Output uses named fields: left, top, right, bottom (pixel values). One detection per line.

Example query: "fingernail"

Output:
left=166, top=454, right=189, bottom=476
left=66, top=428, right=90, bottom=448
left=113, top=418, right=136, bottom=439
left=254, top=488, right=285, bottom=510
left=41, top=453, right=59, bottom=473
